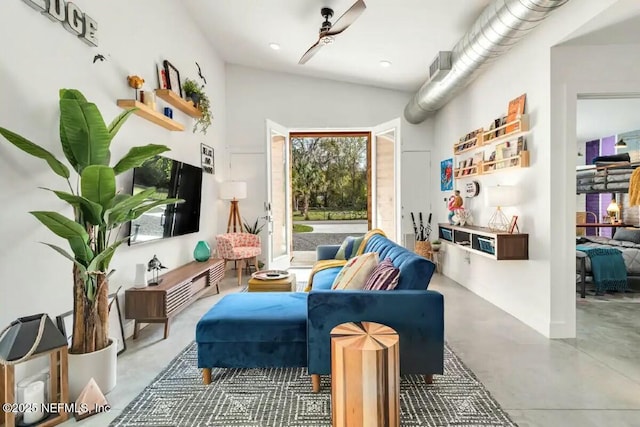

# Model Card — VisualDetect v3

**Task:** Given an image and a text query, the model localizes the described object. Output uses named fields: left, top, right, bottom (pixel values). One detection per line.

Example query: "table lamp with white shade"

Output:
left=607, top=196, right=620, bottom=223
left=220, top=181, right=247, bottom=233
left=485, top=185, right=519, bottom=231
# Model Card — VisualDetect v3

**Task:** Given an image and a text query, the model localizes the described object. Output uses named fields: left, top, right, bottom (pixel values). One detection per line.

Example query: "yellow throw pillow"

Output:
left=331, top=252, right=379, bottom=290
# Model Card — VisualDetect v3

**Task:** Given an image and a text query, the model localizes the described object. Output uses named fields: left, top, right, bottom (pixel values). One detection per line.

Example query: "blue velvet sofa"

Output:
left=196, top=232, right=444, bottom=390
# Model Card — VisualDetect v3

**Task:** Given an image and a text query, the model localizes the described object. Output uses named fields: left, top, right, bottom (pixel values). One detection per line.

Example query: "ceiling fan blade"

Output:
left=325, top=0, right=366, bottom=37
left=298, top=40, right=324, bottom=65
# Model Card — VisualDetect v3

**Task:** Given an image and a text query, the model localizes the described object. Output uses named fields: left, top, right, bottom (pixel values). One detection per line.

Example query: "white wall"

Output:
left=0, top=1, right=227, bottom=333
left=550, top=42, right=640, bottom=337
left=225, top=64, right=434, bottom=253
left=429, top=0, right=617, bottom=337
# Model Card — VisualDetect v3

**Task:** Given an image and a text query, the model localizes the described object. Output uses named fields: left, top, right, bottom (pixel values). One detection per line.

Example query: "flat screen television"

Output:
left=128, top=156, right=203, bottom=245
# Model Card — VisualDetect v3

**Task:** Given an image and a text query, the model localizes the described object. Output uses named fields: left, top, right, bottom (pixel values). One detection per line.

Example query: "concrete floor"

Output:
left=66, top=273, right=640, bottom=427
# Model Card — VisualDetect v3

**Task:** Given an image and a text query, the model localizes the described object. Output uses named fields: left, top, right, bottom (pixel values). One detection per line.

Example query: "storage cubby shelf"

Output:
left=155, top=89, right=202, bottom=118
left=482, top=114, right=529, bottom=145
left=481, top=151, right=530, bottom=174
left=438, top=223, right=528, bottom=260
left=116, top=100, right=184, bottom=131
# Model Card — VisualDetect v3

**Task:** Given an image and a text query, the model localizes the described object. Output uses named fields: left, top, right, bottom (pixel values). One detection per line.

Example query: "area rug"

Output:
left=109, top=342, right=516, bottom=427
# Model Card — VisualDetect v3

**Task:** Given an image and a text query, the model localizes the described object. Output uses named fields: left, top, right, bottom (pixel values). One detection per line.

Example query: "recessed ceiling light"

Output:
left=379, top=60, right=392, bottom=68
left=269, top=43, right=281, bottom=51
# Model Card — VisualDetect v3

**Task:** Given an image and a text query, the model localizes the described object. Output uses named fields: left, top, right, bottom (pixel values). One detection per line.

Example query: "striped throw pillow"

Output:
left=335, top=235, right=365, bottom=260
left=363, top=258, right=400, bottom=290
left=331, top=252, right=379, bottom=290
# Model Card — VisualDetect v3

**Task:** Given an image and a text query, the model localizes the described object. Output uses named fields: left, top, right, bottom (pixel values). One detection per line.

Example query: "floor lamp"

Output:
left=220, top=181, right=247, bottom=233
left=486, top=185, right=519, bottom=231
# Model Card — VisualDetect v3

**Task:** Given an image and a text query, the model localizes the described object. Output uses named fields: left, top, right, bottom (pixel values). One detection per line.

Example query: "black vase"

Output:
left=187, top=92, right=201, bottom=107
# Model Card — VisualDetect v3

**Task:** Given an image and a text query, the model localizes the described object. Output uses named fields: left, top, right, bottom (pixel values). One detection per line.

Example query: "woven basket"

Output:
left=414, top=240, right=432, bottom=259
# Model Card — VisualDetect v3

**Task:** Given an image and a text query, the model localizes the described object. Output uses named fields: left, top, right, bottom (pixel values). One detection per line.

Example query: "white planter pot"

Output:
left=68, top=339, right=117, bottom=400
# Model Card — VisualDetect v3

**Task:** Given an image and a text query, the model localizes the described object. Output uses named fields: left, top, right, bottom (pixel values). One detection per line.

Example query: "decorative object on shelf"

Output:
left=508, top=215, right=520, bottom=234
left=127, top=75, right=145, bottom=100
left=147, top=255, right=168, bottom=286
left=182, top=78, right=212, bottom=134
left=157, top=63, right=168, bottom=90
left=0, top=89, right=182, bottom=400
left=194, top=241, right=212, bottom=262
left=201, top=143, right=214, bottom=174
left=142, top=90, right=157, bottom=111
left=116, top=99, right=184, bottom=131
left=505, top=94, right=526, bottom=133
left=464, top=180, right=480, bottom=198
left=108, top=290, right=126, bottom=356
left=74, top=378, right=109, bottom=421
left=133, top=263, right=148, bottom=288
left=220, top=181, right=247, bottom=233
left=452, top=207, right=473, bottom=226
left=486, top=185, right=519, bottom=231
left=447, top=190, right=463, bottom=224
left=164, top=60, right=182, bottom=98
left=22, top=0, right=98, bottom=46
left=243, top=217, right=265, bottom=235
left=0, top=314, right=69, bottom=427
left=440, top=158, right=453, bottom=191
left=163, top=107, right=173, bottom=119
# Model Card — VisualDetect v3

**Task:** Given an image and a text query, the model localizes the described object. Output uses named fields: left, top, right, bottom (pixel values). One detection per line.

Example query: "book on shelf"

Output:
left=506, top=94, right=526, bottom=133
left=473, top=151, right=484, bottom=166
left=495, top=141, right=509, bottom=169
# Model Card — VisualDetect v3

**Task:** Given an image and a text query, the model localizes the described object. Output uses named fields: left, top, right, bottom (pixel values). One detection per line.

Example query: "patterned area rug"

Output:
left=110, top=342, right=516, bottom=427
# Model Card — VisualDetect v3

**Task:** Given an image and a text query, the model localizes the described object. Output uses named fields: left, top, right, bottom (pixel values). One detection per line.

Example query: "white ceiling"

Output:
left=183, top=0, right=492, bottom=92
left=577, top=98, right=640, bottom=143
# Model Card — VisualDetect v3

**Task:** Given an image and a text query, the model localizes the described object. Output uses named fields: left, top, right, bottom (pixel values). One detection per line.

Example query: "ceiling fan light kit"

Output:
left=298, top=0, right=367, bottom=65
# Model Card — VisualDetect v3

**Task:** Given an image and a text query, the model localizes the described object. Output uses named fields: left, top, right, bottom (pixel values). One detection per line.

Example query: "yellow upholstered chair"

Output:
left=216, top=233, right=261, bottom=285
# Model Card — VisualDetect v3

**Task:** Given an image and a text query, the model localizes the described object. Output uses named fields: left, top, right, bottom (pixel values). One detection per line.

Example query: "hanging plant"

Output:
left=182, top=78, right=212, bottom=135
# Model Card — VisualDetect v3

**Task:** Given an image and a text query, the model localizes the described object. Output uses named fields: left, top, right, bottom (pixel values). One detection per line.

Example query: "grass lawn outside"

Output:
left=293, top=224, right=314, bottom=233
left=293, top=210, right=366, bottom=221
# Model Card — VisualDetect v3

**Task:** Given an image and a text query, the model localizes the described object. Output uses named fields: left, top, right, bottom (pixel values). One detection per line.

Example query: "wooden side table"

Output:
left=330, top=321, right=400, bottom=427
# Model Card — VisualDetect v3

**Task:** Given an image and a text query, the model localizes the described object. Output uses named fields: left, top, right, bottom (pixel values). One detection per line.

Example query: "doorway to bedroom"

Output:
left=572, top=96, right=640, bottom=383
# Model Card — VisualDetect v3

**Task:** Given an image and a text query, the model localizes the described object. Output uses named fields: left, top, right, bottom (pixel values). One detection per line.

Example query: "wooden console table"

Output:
left=125, top=258, right=225, bottom=339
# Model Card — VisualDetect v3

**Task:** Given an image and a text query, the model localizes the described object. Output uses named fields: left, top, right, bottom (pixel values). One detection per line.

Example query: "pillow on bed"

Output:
left=613, top=228, right=640, bottom=244
left=592, top=153, right=630, bottom=164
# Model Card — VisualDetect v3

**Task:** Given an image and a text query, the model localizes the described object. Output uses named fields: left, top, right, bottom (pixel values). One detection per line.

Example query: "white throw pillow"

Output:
left=331, top=252, right=379, bottom=290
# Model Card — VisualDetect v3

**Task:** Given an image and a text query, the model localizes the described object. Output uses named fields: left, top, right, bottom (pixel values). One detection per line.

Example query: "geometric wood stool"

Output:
left=330, top=321, right=400, bottom=427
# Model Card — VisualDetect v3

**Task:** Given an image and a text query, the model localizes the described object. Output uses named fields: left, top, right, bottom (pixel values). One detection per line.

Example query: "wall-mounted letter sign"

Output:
left=22, top=0, right=98, bottom=46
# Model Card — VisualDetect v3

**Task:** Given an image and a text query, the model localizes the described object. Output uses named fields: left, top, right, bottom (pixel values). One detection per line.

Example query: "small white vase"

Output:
left=134, top=263, right=148, bottom=287
left=68, top=339, right=117, bottom=400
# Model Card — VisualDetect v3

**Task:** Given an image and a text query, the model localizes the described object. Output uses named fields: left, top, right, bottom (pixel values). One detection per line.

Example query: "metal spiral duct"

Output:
left=404, top=0, right=570, bottom=124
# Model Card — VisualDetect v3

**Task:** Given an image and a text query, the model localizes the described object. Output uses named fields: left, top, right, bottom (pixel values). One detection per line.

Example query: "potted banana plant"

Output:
left=0, top=89, right=182, bottom=399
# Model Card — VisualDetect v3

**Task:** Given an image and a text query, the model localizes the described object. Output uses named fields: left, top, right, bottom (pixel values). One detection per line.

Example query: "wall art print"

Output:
left=440, top=158, right=453, bottom=191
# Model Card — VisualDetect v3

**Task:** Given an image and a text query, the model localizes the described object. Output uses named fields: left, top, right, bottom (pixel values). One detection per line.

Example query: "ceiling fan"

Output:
left=298, top=0, right=367, bottom=65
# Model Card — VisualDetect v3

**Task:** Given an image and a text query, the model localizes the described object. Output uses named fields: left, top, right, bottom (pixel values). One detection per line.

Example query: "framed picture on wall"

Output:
left=440, top=158, right=453, bottom=191
left=201, top=143, right=214, bottom=174
left=164, top=60, right=182, bottom=98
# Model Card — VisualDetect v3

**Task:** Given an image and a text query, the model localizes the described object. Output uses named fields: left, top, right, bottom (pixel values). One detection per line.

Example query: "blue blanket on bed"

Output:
left=576, top=245, right=627, bottom=293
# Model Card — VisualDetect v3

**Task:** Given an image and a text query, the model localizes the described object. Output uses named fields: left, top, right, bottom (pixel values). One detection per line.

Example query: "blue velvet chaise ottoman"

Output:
left=196, top=292, right=308, bottom=383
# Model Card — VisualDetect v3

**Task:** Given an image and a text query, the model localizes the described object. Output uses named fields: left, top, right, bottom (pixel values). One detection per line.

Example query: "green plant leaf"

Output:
left=104, top=188, right=157, bottom=226
left=112, top=144, right=170, bottom=175
left=129, top=198, right=183, bottom=221
left=41, top=242, right=88, bottom=271
left=0, top=127, right=70, bottom=179
left=58, top=89, right=89, bottom=171
left=60, top=99, right=111, bottom=170
left=30, top=211, right=93, bottom=263
left=88, top=238, right=125, bottom=272
left=81, top=165, right=116, bottom=208
left=42, top=188, right=103, bottom=225
left=107, top=108, right=137, bottom=141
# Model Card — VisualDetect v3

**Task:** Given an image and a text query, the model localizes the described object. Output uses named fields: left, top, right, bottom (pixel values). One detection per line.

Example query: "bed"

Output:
left=576, top=233, right=640, bottom=275
left=576, top=163, right=638, bottom=194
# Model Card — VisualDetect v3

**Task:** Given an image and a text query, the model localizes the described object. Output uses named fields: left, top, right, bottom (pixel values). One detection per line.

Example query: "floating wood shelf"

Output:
left=481, top=151, right=529, bottom=174
left=155, top=89, right=202, bottom=118
left=116, top=100, right=184, bottom=131
left=454, top=165, right=479, bottom=179
left=482, top=114, right=529, bottom=145
left=453, top=135, right=481, bottom=155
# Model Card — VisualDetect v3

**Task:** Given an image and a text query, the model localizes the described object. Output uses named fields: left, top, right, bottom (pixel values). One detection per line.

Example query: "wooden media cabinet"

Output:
left=125, top=258, right=225, bottom=339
